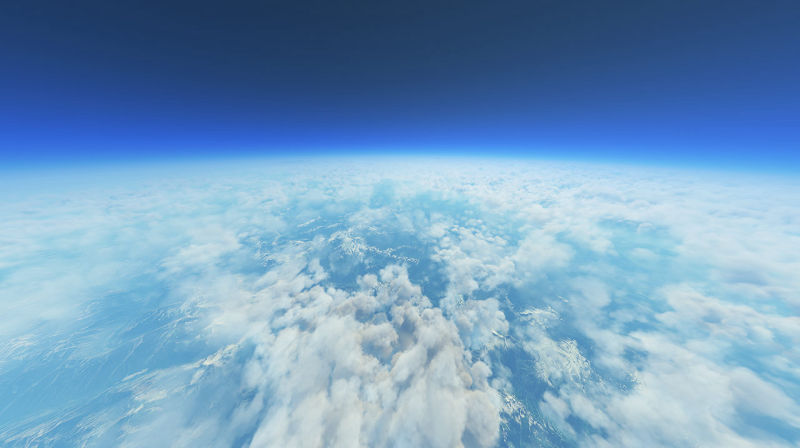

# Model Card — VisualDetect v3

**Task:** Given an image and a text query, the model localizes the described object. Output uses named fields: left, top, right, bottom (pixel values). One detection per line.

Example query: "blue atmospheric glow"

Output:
left=1, top=1, right=799, bottom=169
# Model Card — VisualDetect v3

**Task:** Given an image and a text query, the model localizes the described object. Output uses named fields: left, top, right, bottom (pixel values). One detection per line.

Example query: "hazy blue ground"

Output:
left=1, top=158, right=798, bottom=447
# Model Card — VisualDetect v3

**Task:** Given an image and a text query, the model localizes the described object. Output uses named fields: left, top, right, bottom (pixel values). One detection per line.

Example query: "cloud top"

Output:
left=1, top=159, right=798, bottom=447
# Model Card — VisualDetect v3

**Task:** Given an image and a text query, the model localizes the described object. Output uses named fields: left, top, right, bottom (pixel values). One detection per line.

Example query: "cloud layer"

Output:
left=1, top=159, right=798, bottom=447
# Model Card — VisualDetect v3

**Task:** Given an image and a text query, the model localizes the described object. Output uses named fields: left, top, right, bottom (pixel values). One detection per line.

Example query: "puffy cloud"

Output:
left=239, top=264, right=501, bottom=448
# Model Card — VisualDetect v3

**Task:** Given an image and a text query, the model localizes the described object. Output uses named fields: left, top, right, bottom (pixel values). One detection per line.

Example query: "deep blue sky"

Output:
left=1, top=0, right=799, bottom=168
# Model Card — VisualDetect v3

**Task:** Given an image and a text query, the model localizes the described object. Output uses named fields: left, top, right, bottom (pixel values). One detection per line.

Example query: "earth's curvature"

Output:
left=1, top=158, right=799, bottom=447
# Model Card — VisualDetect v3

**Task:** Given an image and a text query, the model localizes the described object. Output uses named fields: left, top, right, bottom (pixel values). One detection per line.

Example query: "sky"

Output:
left=1, top=0, right=799, bottom=168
